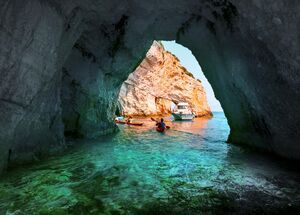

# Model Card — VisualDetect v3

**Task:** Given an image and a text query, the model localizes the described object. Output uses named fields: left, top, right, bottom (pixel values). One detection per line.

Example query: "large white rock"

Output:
left=118, top=41, right=212, bottom=117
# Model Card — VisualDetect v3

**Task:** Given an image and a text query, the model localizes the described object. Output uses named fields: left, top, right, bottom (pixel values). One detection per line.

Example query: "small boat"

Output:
left=115, top=120, right=143, bottom=126
left=171, top=102, right=195, bottom=121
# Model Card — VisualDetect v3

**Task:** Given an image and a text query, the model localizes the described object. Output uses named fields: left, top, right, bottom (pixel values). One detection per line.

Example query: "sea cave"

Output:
left=0, top=0, right=299, bottom=214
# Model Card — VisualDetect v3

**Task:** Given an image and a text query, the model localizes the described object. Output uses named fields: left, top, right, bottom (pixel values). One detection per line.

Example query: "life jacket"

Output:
left=157, top=122, right=166, bottom=129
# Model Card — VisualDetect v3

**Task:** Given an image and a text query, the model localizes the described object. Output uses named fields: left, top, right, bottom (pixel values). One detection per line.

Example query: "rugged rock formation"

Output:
left=118, top=41, right=212, bottom=117
left=0, top=0, right=299, bottom=173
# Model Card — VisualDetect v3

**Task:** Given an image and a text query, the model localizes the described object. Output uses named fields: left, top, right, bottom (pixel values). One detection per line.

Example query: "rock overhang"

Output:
left=0, top=0, right=300, bottom=174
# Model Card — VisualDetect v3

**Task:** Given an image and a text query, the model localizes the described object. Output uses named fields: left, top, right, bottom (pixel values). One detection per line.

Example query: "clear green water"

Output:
left=0, top=113, right=299, bottom=214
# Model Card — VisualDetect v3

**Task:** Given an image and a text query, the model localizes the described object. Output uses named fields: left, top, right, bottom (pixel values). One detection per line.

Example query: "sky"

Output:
left=161, top=40, right=223, bottom=112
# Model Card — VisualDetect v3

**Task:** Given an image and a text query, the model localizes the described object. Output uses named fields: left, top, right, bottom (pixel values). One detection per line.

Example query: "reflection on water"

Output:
left=0, top=112, right=299, bottom=214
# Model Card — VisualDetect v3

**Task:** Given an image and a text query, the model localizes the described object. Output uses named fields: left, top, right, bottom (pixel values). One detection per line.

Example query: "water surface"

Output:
left=0, top=113, right=299, bottom=214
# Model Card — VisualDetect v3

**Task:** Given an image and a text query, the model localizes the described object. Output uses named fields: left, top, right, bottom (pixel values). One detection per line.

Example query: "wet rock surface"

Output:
left=118, top=41, right=212, bottom=117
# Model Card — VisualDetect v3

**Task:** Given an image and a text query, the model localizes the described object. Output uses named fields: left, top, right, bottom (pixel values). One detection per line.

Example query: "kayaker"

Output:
left=126, top=116, right=133, bottom=123
left=156, top=118, right=166, bottom=129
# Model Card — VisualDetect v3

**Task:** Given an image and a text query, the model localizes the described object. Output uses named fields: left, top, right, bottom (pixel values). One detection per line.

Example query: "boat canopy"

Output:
left=177, top=102, right=189, bottom=106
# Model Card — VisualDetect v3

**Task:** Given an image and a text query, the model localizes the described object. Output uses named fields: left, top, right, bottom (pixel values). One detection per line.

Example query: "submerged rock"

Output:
left=118, top=41, right=212, bottom=117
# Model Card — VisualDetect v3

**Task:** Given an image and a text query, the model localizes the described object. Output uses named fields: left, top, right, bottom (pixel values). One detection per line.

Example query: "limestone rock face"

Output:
left=0, top=0, right=300, bottom=173
left=118, top=41, right=212, bottom=117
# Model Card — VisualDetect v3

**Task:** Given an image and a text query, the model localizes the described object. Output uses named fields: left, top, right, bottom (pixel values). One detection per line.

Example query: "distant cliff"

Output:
left=118, top=41, right=212, bottom=117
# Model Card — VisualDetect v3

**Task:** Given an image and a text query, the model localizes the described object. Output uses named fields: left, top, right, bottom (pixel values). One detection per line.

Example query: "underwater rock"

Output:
left=118, top=41, right=212, bottom=117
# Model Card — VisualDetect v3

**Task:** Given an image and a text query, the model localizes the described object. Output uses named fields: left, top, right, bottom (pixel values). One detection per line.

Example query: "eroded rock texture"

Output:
left=0, top=0, right=299, bottom=172
left=118, top=41, right=212, bottom=117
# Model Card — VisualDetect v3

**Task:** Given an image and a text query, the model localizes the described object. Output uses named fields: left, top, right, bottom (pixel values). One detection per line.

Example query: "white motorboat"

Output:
left=171, top=102, right=195, bottom=121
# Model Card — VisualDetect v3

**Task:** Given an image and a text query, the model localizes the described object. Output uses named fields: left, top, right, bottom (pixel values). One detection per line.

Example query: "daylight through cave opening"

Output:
left=117, top=40, right=225, bottom=121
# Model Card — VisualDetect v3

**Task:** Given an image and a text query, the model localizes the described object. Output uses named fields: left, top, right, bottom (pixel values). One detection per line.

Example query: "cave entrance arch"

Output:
left=115, top=39, right=229, bottom=138
left=56, top=0, right=298, bottom=163
left=117, top=40, right=224, bottom=117
left=59, top=4, right=293, bottom=160
left=2, top=0, right=299, bottom=174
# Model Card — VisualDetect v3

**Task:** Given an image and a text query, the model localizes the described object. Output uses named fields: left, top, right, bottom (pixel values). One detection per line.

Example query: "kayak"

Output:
left=156, top=127, right=166, bottom=133
left=127, top=122, right=143, bottom=126
left=115, top=120, right=126, bottom=124
left=115, top=120, right=143, bottom=126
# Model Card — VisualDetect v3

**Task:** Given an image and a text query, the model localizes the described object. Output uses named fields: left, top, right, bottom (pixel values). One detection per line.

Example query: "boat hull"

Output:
left=171, top=113, right=194, bottom=121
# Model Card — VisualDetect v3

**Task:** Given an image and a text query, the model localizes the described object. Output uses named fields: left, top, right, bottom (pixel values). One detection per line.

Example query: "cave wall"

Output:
left=0, top=0, right=83, bottom=172
left=177, top=0, right=300, bottom=158
left=0, top=0, right=299, bottom=173
left=60, top=14, right=153, bottom=138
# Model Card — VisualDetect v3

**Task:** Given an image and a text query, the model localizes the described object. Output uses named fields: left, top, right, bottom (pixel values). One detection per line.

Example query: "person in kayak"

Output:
left=126, top=116, right=133, bottom=124
left=156, top=118, right=166, bottom=129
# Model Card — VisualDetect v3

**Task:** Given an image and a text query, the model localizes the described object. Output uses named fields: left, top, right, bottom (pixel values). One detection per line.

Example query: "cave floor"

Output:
left=0, top=113, right=299, bottom=214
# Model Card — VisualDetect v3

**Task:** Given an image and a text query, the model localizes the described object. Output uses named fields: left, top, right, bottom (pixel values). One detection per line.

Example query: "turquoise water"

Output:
left=0, top=112, right=299, bottom=214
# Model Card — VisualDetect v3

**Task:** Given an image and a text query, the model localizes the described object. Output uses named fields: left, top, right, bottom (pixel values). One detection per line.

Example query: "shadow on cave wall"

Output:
left=1, top=0, right=299, bottom=173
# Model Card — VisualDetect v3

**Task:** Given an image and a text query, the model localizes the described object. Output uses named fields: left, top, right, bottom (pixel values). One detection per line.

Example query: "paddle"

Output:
left=151, top=118, right=170, bottom=129
left=150, top=117, right=157, bottom=122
